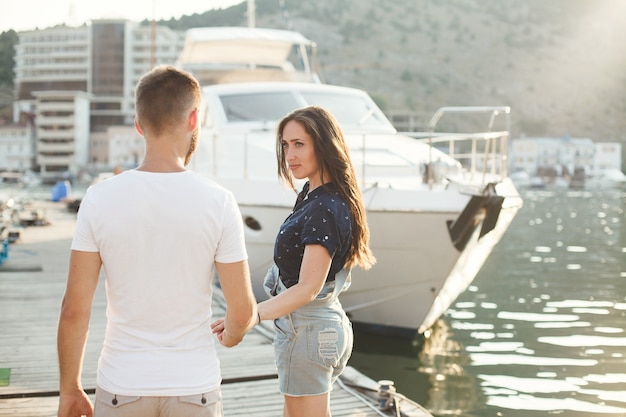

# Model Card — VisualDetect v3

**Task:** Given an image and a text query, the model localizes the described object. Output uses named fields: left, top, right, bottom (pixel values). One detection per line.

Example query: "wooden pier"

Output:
left=0, top=200, right=432, bottom=417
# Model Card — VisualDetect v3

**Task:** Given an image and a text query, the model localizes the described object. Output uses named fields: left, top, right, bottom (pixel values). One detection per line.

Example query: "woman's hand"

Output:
left=210, top=318, right=225, bottom=334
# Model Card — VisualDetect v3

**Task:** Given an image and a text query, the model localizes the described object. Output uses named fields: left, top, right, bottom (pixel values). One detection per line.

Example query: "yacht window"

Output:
left=299, top=92, right=390, bottom=128
left=220, top=92, right=299, bottom=122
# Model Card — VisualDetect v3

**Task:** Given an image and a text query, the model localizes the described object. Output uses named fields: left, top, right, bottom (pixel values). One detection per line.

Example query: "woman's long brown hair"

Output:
left=276, top=106, right=376, bottom=270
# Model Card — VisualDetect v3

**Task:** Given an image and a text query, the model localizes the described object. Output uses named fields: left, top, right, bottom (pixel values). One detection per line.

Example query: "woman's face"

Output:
left=281, top=120, right=321, bottom=189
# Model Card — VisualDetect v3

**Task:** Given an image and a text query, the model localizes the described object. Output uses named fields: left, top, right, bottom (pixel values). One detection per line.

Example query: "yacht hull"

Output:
left=221, top=178, right=522, bottom=338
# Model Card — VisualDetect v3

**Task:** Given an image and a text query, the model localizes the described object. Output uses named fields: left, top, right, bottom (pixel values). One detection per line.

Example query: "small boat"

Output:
left=180, top=27, right=523, bottom=338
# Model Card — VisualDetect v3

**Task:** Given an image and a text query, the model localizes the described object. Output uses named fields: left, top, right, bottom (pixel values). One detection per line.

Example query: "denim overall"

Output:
left=263, top=264, right=354, bottom=396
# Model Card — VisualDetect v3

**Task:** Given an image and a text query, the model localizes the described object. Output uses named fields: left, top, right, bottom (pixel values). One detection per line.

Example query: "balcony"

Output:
left=37, top=155, right=73, bottom=165
left=37, top=129, right=75, bottom=139
left=37, top=115, right=75, bottom=125
left=37, top=142, right=75, bottom=153
left=38, top=102, right=76, bottom=112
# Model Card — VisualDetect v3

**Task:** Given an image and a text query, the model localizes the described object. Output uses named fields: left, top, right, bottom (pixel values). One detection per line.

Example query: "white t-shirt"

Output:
left=71, top=169, right=247, bottom=396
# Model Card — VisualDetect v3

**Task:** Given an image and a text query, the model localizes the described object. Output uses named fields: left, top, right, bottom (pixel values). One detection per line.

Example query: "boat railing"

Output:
left=403, top=106, right=511, bottom=189
left=205, top=106, right=511, bottom=190
left=206, top=127, right=510, bottom=192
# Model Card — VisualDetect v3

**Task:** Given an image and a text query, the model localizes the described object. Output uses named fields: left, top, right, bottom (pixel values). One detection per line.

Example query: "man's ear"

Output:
left=189, top=108, right=199, bottom=132
left=134, top=119, right=144, bottom=136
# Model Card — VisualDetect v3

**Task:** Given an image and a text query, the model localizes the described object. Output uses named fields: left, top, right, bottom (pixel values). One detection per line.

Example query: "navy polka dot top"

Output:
left=274, top=182, right=353, bottom=288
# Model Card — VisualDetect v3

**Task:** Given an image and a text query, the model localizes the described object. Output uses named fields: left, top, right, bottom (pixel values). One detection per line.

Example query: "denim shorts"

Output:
left=272, top=278, right=354, bottom=396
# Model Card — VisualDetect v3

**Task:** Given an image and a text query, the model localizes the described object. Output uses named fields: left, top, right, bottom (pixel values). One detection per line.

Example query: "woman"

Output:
left=259, top=105, right=375, bottom=417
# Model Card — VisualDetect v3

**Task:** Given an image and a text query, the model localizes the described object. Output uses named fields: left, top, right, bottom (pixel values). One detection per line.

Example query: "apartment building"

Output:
left=511, top=137, right=592, bottom=177
left=10, top=21, right=184, bottom=181
left=31, top=90, right=91, bottom=180
left=594, top=142, right=622, bottom=172
left=14, top=27, right=90, bottom=102
left=510, top=136, right=622, bottom=178
left=0, top=123, right=34, bottom=172
left=90, top=125, right=144, bottom=172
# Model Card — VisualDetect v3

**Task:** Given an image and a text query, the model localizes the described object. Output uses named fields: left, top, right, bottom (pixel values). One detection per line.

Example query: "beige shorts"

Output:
left=94, top=386, right=223, bottom=417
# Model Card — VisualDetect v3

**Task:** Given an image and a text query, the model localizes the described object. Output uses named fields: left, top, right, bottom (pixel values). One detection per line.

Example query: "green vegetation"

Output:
left=0, top=30, right=17, bottom=88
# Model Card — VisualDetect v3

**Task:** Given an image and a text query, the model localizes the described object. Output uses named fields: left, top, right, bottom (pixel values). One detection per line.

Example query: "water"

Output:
left=4, top=182, right=625, bottom=415
left=348, top=188, right=626, bottom=417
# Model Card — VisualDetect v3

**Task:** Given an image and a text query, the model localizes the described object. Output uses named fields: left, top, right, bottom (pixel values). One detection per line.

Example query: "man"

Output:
left=57, top=65, right=257, bottom=417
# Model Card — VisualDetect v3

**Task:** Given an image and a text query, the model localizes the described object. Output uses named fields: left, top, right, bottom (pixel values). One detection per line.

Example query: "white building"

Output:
left=13, top=26, right=91, bottom=116
left=0, top=123, right=34, bottom=172
left=90, top=125, right=144, bottom=172
left=11, top=21, right=185, bottom=178
left=593, top=142, right=622, bottom=172
left=510, top=136, right=596, bottom=177
left=31, top=90, right=91, bottom=181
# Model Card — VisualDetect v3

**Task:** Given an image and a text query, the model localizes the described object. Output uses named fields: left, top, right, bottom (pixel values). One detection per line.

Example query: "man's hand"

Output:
left=214, top=260, right=257, bottom=346
left=58, top=389, right=93, bottom=417
left=211, top=317, right=243, bottom=347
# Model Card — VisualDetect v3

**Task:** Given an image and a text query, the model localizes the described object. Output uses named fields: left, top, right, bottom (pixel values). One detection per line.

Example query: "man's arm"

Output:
left=214, top=260, right=257, bottom=347
left=57, top=250, right=102, bottom=417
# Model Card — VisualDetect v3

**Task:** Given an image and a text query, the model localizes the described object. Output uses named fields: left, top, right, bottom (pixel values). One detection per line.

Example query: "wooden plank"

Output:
left=0, top=201, right=432, bottom=417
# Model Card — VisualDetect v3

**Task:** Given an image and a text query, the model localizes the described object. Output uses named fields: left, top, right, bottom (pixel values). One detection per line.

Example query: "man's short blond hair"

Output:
left=135, top=65, right=201, bottom=136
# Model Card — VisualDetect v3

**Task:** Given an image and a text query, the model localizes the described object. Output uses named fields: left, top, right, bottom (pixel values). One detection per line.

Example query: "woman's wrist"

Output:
left=256, top=310, right=262, bottom=325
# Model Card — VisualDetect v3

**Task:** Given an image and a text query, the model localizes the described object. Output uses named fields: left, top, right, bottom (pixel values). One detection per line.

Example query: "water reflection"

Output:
left=349, top=189, right=626, bottom=416
left=418, top=320, right=484, bottom=417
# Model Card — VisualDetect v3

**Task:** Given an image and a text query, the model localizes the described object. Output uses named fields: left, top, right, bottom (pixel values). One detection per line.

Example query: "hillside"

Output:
left=2, top=0, right=625, bottom=146
left=239, top=0, right=626, bottom=142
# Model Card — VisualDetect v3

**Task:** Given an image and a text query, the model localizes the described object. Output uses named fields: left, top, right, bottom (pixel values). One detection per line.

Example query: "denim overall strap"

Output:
left=263, top=264, right=351, bottom=306
left=306, top=267, right=351, bottom=308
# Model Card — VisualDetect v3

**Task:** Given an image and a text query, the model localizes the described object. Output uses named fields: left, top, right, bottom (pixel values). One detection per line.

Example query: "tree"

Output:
left=0, top=30, right=18, bottom=88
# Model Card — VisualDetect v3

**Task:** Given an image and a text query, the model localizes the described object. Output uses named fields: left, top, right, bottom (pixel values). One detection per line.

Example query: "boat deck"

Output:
left=0, top=200, right=432, bottom=417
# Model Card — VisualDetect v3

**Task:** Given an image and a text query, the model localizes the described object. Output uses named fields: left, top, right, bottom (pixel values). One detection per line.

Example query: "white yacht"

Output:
left=180, top=27, right=523, bottom=337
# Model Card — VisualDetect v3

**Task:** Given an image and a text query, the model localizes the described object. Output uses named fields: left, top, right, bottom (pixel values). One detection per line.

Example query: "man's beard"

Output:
left=185, top=129, right=199, bottom=166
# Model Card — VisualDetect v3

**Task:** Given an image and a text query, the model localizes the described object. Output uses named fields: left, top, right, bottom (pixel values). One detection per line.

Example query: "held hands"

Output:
left=211, top=309, right=261, bottom=348
left=210, top=318, right=242, bottom=348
